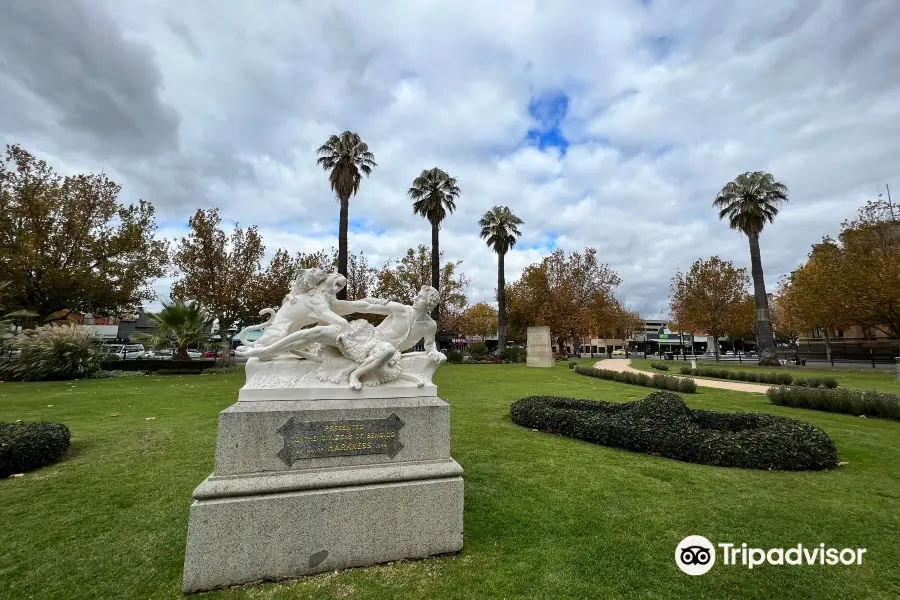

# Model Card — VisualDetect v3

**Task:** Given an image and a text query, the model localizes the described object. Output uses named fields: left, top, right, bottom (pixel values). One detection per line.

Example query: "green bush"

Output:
left=680, top=366, right=693, bottom=375
left=0, top=422, right=71, bottom=477
left=735, top=371, right=747, bottom=381
left=777, top=373, right=794, bottom=385
left=510, top=392, right=839, bottom=470
left=768, top=386, right=900, bottom=420
left=823, top=377, right=839, bottom=389
left=690, top=368, right=699, bottom=376
left=573, top=366, right=696, bottom=393
left=807, top=377, right=824, bottom=388
left=568, top=360, right=577, bottom=369
left=445, top=350, right=463, bottom=364
left=650, top=362, right=669, bottom=371
left=794, top=377, right=808, bottom=387
left=678, top=378, right=698, bottom=393
left=467, top=342, right=488, bottom=358
left=1, top=324, right=104, bottom=381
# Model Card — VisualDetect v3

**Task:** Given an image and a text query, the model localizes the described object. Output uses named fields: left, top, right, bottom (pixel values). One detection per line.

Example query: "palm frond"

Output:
left=713, top=171, right=788, bottom=236
left=479, top=205, right=524, bottom=255
left=409, top=167, right=460, bottom=228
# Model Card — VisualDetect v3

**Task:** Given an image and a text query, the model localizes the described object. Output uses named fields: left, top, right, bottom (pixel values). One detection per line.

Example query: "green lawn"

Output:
left=2, top=364, right=899, bottom=599
left=630, top=358, right=900, bottom=393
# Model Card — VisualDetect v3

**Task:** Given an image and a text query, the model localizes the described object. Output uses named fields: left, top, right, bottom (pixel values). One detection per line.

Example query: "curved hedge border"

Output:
left=768, top=386, right=900, bottom=420
left=677, top=366, right=838, bottom=389
left=0, top=422, right=71, bottom=477
left=510, top=391, right=838, bottom=470
left=575, top=365, right=697, bottom=393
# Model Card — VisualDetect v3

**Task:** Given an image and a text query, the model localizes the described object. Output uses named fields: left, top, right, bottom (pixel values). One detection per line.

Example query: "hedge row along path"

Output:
left=593, top=359, right=771, bottom=394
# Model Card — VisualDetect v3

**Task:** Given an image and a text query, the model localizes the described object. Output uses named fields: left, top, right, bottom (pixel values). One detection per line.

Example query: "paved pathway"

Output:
left=592, top=359, right=771, bottom=394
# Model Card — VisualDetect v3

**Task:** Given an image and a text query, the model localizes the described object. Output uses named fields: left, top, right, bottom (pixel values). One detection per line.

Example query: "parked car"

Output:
left=104, top=344, right=146, bottom=360
left=612, top=349, right=627, bottom=356
left=186, top=350, right=203, bottom=359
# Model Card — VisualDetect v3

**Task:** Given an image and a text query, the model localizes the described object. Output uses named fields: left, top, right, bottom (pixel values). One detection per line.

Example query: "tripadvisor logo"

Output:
left=675, top=536, right=867, bottom=575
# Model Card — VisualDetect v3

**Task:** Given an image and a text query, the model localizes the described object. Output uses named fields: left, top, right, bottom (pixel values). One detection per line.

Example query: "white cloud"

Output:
left=2, top=0, right=898, bottom=318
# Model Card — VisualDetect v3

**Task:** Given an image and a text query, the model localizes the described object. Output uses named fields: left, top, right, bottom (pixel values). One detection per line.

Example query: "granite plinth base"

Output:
left=182, top=475, right=463, bottom=593
left=181, top=394, right=464, bottom=593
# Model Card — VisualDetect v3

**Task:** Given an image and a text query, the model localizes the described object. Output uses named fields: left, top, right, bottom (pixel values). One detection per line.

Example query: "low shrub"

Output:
left=2, top=324, right=104, bottom=381
left=574, top=366, right=696, bottom=393
left=499, top=347, right=526, bottom=363
left=823, top=377, right=839, bottom=389
left=445, top=350, right=463, bottom=364
left=91, top=370, right=146, bottom=379
left=510, top=392, right=838, bottom=470
left=467, top=342, right=489, bottom=358
left=807, top=377, right=824, bottom=388
left=650, top=362, right=670, bottom=371
left=203, top=366, right=240, bottom=375
left=101, top=359, right=217, bottom=372
left=793, top=377, right=808, bottom=387
left=568, top=360, right=577, bottom=369
left=680, top=366, right=693, bottom=375
left=777, top=373, right=794, bottom=385
left=678, top=378, right=698, bottom=393
left=0, top=421, right=71, bottom=477
left=768, top=386, right=900, bottom=420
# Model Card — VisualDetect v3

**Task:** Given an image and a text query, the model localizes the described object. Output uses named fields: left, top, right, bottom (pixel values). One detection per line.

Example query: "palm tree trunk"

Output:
left=337, top=196, right=349, bottom=300
left=497, top=250, right=507, bottom=355
left=748, top=232, right=779, bottom=366
left=430, top=220, right=440, bottom=327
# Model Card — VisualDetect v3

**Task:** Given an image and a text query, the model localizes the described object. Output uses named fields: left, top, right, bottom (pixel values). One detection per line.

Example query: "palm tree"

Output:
left=713, top=171, right=788, bottom=366
left=479, top=206, right=524, bottom=354
left=142, top=301, right=208, bottom=360
left=316, top=131, right=377, bottom=300
left=409, top=167, right=461, bottom=326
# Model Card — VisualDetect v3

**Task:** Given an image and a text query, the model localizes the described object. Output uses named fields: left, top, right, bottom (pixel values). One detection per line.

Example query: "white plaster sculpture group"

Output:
left=235, top=268, right=446, bottom=390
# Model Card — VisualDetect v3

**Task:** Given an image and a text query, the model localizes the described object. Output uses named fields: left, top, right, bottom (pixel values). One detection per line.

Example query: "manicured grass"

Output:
left=631, top=358, right=899, bottom=393
left=1, top=366, right=899, bottom=599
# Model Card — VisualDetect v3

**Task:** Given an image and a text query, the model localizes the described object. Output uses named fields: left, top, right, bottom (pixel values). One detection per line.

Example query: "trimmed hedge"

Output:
left=679, top=367, right=837, bottom=389
left=0, top=422, right=71, bottom=477
left=100, top=359, right=217, bottom=372
left=650, top=361, right=669, bottom=371
left=510, top=392, right=838, bottom=470
left=768, top=386, right=900, bottom=420
left=568, top=360, right=577, bottom=369
left=575, top=365, right=697, bottom=393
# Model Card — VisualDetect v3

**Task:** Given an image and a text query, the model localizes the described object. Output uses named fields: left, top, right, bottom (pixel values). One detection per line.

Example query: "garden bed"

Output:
left=510, top=391, right=839, bottom=470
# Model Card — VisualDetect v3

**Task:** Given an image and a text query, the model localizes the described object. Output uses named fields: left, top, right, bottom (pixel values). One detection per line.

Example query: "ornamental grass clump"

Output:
left=2, top=324, right=104, bottom=381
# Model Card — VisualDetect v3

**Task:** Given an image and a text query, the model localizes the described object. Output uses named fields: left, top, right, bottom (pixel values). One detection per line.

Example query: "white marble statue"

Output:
left=235, top=268, right=446, bottom=392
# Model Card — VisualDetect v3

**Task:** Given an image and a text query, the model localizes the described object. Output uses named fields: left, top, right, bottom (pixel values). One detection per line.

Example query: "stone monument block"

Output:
left=526, top=326, right=554, bottom=368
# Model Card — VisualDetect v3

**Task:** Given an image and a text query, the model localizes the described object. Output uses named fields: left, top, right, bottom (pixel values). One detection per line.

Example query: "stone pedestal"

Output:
left=526, top=326, right=554, bottom=368
left=182, top=393, right=464, bottom=593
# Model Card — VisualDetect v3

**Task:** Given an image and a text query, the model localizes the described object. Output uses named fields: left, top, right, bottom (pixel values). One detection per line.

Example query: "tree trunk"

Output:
left=823, top=332, right=832, bottom=365
left=337, top=196, right=349, bottom=300
left=430, top=219, right=440, bottom=328
left=497, top=251, right=507, bottom=355
left=748, top=232, right=779, bottom=366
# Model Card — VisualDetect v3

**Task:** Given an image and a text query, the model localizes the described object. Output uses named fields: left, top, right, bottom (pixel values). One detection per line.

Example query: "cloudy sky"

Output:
left=2, top=0, right=898, bottom=318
